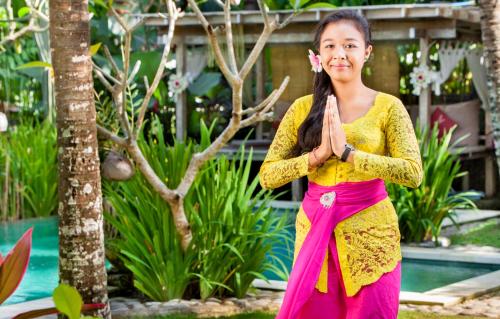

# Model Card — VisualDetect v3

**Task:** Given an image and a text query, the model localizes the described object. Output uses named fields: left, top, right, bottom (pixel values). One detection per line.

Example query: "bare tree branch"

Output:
left=185, top=0, right=236, bottom=84
left=224, top=0, right=238, bottom=74
left=136, top=0, right=179, bottom=136
left=103, top=45, right=122, bottom=80
left=240, top=76, right=289, bottom=127
left=110, top=7, right=131, bottom=33
left=239, top=29, right=273, bottom=81
left=106, top=10, right=135, bottom=137
left=93, top=63, right=121, bottom=86
left=143, top=75, right=150, bottom=92
left=276, top=11, right=298, bottom=29
left=242, top=88, right=279, bottom=115
left=127, top=60, right=142, bottom=85
left=7, top=0, right=16, bottom=35
left=97, top=0, right=296, bottom=251
left=256, top=0, right=270, bottom=29
left=0, top=0, right=50, bottom=46
left=93, top=68, right=115, bottom=93
left=97, top=125, right=128, bottom=146
left=0, top=19, right=48, bottom=46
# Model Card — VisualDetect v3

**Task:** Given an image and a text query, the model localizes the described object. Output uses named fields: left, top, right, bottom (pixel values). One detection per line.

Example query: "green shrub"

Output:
left=186, top=148, right=290, bottom=299
left=0, top=120, right=57, bottom=220
left=104, top=119, right=197, bottom=301
left=387, top=123, right=479, bottom=243
left=104, top=118, right=291, bottom=301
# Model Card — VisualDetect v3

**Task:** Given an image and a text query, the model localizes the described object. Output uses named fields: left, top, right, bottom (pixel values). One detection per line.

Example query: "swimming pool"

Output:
left=0, top=217, right=58, bottom=305
left=1, top=215, right=499, bottom=305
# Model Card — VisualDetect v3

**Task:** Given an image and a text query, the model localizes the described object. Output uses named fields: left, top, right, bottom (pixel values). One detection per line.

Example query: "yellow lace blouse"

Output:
left=259, top=92, right=423, bottom=296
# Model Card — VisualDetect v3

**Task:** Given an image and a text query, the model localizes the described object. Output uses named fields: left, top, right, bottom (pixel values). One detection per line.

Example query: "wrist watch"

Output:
left=340, top=143, right=355, bottom=162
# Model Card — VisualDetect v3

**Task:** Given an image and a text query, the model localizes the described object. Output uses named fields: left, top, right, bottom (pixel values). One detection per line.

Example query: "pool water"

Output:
left=0, top=217, right=58, bottom=305
left=1, top=216, right=499, bottom=305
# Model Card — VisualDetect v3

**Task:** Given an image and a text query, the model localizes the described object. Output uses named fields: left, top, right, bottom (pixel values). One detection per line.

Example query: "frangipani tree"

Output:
left=0, top=0, right=48, bottom=47
left=95, top=0, right=295, bottom=250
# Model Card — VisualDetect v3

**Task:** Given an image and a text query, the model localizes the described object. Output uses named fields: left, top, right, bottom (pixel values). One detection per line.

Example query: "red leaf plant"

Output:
left=0, top=227, right=33, bottom=305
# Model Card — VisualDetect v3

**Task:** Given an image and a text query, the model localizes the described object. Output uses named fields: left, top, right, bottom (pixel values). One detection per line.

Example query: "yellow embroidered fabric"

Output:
left=259, top=92, right=423, bottom=296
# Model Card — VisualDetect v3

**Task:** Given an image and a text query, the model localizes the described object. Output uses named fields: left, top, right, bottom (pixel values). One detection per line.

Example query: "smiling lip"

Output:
left=332, top=65, right=349, bottom=68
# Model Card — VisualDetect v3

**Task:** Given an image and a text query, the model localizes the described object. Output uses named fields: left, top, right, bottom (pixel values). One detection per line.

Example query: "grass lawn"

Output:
left=451, top=219, right=500, bottom=248
left=135, top=311, right=487, bottom=319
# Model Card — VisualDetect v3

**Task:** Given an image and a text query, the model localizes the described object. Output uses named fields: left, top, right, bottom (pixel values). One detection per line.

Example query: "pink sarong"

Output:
left=276, top=179, right=401, bottom=319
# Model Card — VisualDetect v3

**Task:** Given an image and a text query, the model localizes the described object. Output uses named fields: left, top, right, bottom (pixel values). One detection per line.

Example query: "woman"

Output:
left=259, top=10, right=423, bottom=319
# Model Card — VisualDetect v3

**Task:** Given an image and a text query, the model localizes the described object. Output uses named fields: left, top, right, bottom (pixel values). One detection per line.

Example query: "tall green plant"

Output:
left=387, top=123, right=479, bottom=243
left=0, top=120, right=57, bottom=220
left=104, top=117, right=291, bottom=301
left=186, top=148, right=291, bottom=299
left=104, top=119, right=197, bottom=301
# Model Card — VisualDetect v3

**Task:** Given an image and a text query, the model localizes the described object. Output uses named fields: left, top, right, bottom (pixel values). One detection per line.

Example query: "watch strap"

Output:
left=340, top=144, right=354, bottom=162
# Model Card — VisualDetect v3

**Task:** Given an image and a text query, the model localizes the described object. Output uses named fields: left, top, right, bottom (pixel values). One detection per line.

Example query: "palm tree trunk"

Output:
left=478, top=0, right=500, bottom=184
left=49, top=0, right=110, bottom=317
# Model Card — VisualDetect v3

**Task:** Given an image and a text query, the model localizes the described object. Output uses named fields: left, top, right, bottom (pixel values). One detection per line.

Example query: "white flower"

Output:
left=168, top=74, right=189, bottom=101
left=0, top=112, right=8, bottom=132
left=320, top=191, right=336, bottom=208
left=409, top=65, right=438, bottom=96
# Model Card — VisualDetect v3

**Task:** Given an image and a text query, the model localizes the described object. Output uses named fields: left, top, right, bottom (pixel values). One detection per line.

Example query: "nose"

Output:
left=332, top=47, right=347, bottom=60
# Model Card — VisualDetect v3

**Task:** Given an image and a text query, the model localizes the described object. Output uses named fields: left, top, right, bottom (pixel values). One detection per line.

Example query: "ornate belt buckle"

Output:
left=320, top=191, right=336, bottom=208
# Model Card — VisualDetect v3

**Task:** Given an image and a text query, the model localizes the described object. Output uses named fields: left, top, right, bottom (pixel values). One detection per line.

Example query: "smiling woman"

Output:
left=259, top=9, right=423, bottom=319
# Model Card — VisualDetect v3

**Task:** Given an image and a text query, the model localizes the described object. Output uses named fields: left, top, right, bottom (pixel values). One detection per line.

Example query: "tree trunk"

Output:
left=49, top=1, right=110, bottom=317
left=478, top=0, right=500, bottom=183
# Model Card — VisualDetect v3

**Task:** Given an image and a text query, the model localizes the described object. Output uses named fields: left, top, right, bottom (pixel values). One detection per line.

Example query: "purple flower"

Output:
left=308, top=49, right=322, bottom=73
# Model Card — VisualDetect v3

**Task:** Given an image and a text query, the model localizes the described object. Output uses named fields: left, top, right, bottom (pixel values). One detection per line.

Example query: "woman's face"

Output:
left=318, top=21, right=372, bottom=83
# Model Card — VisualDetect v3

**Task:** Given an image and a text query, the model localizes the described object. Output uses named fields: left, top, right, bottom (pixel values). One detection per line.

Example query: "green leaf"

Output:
left=304, top=2, right=336, bottom=9
left=16, top=61, right=52, bottom=70
left=90, top=43, right=102, bottom=56
left=130, top=51, right=162, bottom=83
left=17, top=7, right=30, bottom=18
left=188, top=72, right=222, bottom=96
left=53, top=284, right=83, bottom=319
left=92, top=0, right=108, bottom=8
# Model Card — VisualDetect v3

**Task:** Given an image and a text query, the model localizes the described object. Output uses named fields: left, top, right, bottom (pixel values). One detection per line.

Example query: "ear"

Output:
left=364, top=44, right=373, bottom=60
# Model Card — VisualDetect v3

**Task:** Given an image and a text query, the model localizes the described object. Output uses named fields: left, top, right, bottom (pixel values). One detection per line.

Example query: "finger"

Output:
left=329, top=96, right=336, bottom=125
left=323, top=96, right=329, bottom=128
left=329, top=95, right=336, bottom=128
left=327, top=97, right=336, bottom=153
left=331, top=95, right=341, bottom=125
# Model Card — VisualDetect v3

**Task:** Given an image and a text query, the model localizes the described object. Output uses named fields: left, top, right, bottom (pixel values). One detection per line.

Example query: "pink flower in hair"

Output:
left=308, top=49, right=322, bottom=73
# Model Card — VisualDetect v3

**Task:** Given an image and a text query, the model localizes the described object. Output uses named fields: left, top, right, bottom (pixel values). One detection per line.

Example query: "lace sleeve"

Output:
left=259, top=100, right=310, bottom=190
left=353, top=99, right=423, bottom=188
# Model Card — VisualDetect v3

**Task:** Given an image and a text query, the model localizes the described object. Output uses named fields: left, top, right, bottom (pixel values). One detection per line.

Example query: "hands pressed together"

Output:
left=309, top=95, right=351, bottom=169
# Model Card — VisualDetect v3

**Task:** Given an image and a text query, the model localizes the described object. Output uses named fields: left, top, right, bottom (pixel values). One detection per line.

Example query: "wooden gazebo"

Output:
left=136, top=2, right=496, bottom=199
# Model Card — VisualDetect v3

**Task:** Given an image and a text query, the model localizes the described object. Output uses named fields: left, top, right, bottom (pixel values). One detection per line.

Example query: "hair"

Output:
left=290, top=10, right=372, bottom=157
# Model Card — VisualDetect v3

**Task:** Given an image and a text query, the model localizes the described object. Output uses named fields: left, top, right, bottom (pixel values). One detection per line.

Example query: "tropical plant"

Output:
left=103, top=118, right=200, bottom=301
left=93, top=0, right=294, bottom=255
left=0, top=232, right=104, bottom=318
left=387, top=123, right=479, bottom=243
left=0, top=120, right=57, bottom=221
left=0, top=228, right=32, bottom=305
left=104, top=117, right=291, bottom=301
left=186, top=146, right=291, bottom=299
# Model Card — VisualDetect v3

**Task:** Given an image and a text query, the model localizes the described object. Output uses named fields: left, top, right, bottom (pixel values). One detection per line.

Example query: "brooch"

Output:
left=320, top=191, right=336, bottom=208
